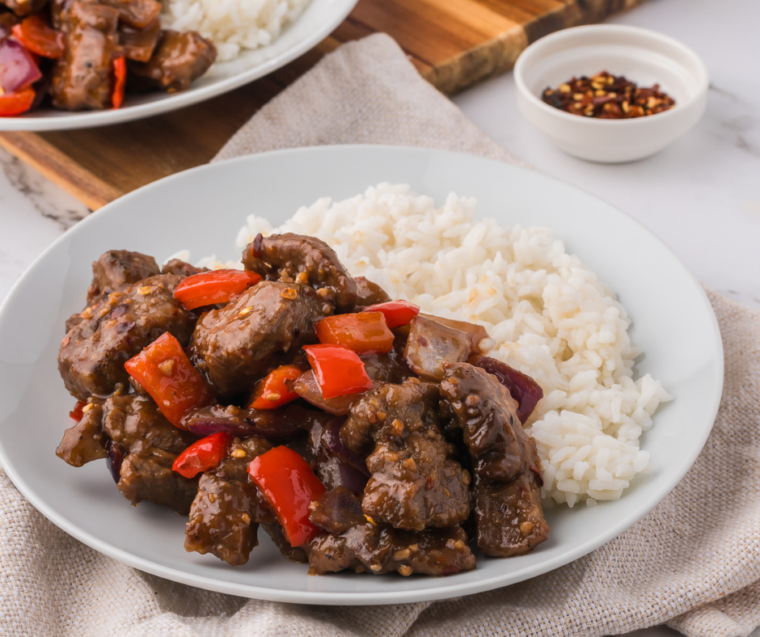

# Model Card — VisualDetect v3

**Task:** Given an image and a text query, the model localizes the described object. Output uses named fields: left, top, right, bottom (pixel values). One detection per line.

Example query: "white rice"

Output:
left=183, top=183, right=672, bottom=507
left=161, top=0, right=312, bottom=62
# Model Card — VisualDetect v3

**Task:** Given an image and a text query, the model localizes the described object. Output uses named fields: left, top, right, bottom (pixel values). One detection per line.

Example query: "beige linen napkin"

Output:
left=2, top=34, right=759, bottom=637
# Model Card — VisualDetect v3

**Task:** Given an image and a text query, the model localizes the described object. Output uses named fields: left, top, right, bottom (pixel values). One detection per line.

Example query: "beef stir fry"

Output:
left=56, top=233, right=550, bottom=576
left=0, top=0, right=216, bottom=115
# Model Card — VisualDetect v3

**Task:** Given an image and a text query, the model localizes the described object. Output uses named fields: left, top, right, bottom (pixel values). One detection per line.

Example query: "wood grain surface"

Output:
left=0, top=0, right=643, bottom=210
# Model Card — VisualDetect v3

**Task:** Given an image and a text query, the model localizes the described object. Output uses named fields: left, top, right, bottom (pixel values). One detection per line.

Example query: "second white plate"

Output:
left=0, top=0, right=357, bottom=131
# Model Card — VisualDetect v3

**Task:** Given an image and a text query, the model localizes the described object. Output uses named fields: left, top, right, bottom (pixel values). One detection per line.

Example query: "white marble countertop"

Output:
left=1, top=0, right=758, bottom=634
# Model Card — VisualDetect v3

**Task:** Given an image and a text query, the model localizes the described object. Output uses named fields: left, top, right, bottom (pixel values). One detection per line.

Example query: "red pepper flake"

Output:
left=541, top=71, right=675, bottom=119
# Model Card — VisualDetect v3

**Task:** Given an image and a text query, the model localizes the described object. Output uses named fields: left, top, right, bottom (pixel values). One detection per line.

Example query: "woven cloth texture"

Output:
left=2, top=34, right=759, bottom=637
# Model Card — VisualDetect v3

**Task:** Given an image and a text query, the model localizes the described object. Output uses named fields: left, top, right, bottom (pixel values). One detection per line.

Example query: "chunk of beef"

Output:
left=98, top=394, right=197, bottom=514
left=100, top=0, right=160, bottom=28
left=51, top=0, right=147, bottom=28
left=354, top=276, right=391, bottom=307
left=468, top=355, right=544, bottom=425
left=185, top=437, right=274, bottom=566
left=473, top=471, right=550, bottom=557
left=66, top=250, right=160, bottom=333
left=438, top=364, right=550, bottom=556
left=307, top=520, right=475, bottom=576
left=185, top=474, right=258, bottom=566
left=87, top=250, right=161, bottom=307
left=440, top=363, right=531, bottom=482
left=56, top=402, right=107, bottom=467
left=364, top=439, right=470, bottom=531
left=102, top=393, right=195, bottom=455
left=56, top=393, right=198, bottom=514
left=51, top=1, right=120, bottom=111
left=342, top=379, right=470, bottom=531
left=242, top=233, right=358, bottom=313
left=118, top=448, right=197, bottom=515
left=2, top=0, right=47, bottom=17
left=340, top=378, right=439, bottom=455
left=161, top=258, right=207, bottom=278
left=403, top=315, right=473, bottom=380
left=191, top=281, right=323, bottom=398
left=127, top=29, right=216, bottom=93
left=58, top=274, right=194, bottom=400
left=119, top=17, right=160, bottom=62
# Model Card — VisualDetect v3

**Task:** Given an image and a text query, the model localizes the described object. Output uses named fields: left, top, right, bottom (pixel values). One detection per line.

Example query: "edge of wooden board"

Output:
left=0, top=132, right=122, bottom=210
left=425, top=0, right=647, bottom=94
left=423, top=24, right=529, bottom=95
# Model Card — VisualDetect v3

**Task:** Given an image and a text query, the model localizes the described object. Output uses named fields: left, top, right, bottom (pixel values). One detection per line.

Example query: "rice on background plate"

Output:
left=179, top=183, right=672, bottom=508
left=161, top=0, right=312, bottom=62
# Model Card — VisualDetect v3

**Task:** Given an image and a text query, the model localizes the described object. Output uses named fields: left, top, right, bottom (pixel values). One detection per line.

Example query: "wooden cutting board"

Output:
left=0, top=0, right=642, bottom=211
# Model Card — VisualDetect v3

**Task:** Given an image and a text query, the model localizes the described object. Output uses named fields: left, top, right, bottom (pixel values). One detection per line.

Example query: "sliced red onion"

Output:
left=184, top=404, right=326, bottom=439
left=293, top=370, right=360, bottom=416
left=404, top=315, right=472, bottom=380
left=420, top=313, right=491, bottom=353
left=105, top=440, right=124, bottom=484
left=469, top=355, right=544, bottom=424
left=0, top=39, right=42, bottom=94
left=309, top=486, right=366, bottom=533
left=323, top=418, right=369, bottom=477
left=337, top=460, right=369, bottom=494
left=185, top=419, right=257, bottom=438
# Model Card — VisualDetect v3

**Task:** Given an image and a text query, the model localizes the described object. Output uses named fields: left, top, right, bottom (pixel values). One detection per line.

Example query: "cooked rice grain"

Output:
left=219, top=183, right=671, bottom=506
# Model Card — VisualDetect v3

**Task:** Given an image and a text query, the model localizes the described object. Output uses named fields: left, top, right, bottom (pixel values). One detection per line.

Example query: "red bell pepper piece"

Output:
left=248, top=365, right=303, bottom=410
left=112, top=55, right=126, bottom=109
left=315, top=311, right=394, bottom=355
left=302, top=344, right=373, bottom=399
left=124, top=332, right=214, bottom=429
left=173, top=269, right=262, bottom=311
left=172, top=431, right=233, bottom=479
left=69, top=400, right=86, bottom=422
left=248, top=446, right=327, bottom=546
left=12, top=14, right=66, bottom=59
left=361, top=300, right=420, bottom=328
left=0, top=85, right=35, bottom=116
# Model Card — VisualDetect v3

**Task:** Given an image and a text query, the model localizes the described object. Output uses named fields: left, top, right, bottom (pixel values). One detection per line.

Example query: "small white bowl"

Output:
left=514, top=25, right=709, bottom=163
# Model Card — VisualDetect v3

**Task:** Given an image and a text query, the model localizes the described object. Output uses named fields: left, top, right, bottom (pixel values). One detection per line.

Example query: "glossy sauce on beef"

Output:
left=127, top=29, right=216, bottom=92
left=185, top=437, right=274, bottom=566
left=190, top=281, right=324, bottom=398
left=51, top=1, right=120, bottom=110
left=59, top=274, right=194, bottom=400
left=242, top=233, right=358, bottom=313
left=55, top=240, right=550, bottom=576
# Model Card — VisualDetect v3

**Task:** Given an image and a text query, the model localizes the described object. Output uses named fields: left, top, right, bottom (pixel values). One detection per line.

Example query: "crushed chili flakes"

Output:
left=541, top=71, right=675, bottom=119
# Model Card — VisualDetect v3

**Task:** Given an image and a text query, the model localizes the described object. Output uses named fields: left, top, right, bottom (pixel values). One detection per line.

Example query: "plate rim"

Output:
left=0, top=145, right=725, bottom=605
left=0, top=0, right=359, bottom=132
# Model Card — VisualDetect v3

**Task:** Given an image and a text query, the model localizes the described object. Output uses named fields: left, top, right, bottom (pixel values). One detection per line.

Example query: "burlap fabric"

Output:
left=2, top=34, right=759, bottom=637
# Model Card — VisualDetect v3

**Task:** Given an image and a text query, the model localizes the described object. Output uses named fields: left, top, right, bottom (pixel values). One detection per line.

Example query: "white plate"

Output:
left=0, top=0, right=357, bottom=131
left=0, top=146, right=723, bottom=605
